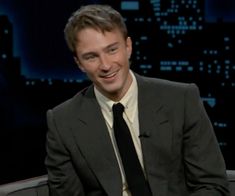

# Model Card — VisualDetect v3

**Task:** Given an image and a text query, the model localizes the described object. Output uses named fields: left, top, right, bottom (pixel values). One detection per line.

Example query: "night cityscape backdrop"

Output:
left=0, top=0, right=235, bottom=184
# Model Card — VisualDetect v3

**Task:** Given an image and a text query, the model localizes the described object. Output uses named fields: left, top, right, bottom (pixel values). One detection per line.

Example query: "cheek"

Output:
left=83, top=67, right=99, bottom=79
left=115, top=52, right=129, bottom=65
left=122, top=54, right=130, bottom=67
left=78, top=65, right=86, bottom=72
left=79, top=62, right=95, bottom=73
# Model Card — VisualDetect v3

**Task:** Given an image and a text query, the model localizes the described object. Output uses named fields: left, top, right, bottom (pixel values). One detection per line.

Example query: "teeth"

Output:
left=107, top=73, right=115, bottom=77
left=104, top=72, right=117, bottom=78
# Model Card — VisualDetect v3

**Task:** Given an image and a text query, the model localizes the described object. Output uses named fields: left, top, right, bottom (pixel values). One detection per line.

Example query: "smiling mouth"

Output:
left=101, top=71, right=118, bottom=79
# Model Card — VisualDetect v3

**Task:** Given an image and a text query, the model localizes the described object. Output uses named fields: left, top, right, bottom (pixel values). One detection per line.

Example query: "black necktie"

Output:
left=112, top=103, right=151, bottom=196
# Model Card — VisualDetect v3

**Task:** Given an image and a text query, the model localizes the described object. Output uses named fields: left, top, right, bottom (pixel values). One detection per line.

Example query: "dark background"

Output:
left=0, top=0, right=235, bottom=184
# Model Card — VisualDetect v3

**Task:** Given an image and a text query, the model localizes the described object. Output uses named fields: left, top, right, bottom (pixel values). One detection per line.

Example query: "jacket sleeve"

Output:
left=183, top=84, right=230, bottom=196
left=45, top=109, right=86, bottom=196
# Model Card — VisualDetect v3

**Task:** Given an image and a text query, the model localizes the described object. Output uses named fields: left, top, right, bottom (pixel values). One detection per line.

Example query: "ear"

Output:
left=126, top=37, right=132, bottom=59
left=74, top=56, right=86, bottom=72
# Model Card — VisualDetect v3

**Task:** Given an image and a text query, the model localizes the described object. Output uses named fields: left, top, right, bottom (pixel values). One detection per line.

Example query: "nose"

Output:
left=99, top=54, right=111, bottom=70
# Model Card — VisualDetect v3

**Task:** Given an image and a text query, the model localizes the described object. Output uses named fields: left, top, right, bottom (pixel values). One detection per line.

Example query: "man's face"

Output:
left=74, top=27, right=133, bottom=101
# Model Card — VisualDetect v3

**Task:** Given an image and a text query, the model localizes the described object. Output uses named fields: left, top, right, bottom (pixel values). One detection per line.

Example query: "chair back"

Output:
left=227, top=170, right=235, bottom=196
left=1, top=171, right=235, bottom=195
left=0, top=175, right=48, bottom=196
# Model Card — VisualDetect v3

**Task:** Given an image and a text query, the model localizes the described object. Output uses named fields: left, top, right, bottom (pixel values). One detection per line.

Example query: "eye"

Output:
left=83, top=54, right=97, bottom=61
left=108, top=46, right=118, bottom=54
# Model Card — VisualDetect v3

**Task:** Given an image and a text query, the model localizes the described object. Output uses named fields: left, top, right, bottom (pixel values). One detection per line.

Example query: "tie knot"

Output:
left=112, top=103, right=124, bottom=114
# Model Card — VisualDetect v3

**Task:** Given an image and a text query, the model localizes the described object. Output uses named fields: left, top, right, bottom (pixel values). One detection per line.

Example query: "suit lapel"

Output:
left=70, top=86, right=122, bottom=196
left=136, top=75, right=172, bottom=196
left=69, top=75, right=172, bottom=196
left=136, top=74, right=168, bottom=138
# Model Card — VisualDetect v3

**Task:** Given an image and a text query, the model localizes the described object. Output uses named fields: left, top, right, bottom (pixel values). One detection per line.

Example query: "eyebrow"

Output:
left=105, top=42, right=119, bottom=50
left=80, top=42, right=119, bottom=59
left=81, top=52, right=97, bottom=59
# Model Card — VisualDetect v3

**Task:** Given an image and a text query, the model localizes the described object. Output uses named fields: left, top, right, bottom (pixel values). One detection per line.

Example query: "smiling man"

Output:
left=45, top=4, right=230, bottom=196
left=74, top=27, right=132, bottom=101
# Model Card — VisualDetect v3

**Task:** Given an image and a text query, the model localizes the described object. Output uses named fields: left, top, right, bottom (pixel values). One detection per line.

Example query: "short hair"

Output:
left=64, top=4, right=128, bottom=53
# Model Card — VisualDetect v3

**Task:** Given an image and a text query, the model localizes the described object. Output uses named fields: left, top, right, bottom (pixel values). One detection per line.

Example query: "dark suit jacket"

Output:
left=45, top=74, right=230, bottom=196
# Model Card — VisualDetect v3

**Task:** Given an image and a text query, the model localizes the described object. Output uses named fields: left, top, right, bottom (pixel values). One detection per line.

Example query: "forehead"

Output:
left=75, top=27, right=125, bottom=52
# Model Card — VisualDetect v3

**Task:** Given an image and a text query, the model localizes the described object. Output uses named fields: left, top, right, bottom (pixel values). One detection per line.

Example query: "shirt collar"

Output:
left=94, top=71, right=138, bottom=128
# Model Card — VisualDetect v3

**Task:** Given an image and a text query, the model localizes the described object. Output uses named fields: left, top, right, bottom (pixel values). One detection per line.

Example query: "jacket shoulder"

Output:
left=136, top=74, right=198, bottom=93
left=48, top=85, right=92, bottom=117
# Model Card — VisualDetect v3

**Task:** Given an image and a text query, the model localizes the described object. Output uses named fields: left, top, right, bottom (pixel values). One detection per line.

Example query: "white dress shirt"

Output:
left=94, top=71, right=145, bottom=196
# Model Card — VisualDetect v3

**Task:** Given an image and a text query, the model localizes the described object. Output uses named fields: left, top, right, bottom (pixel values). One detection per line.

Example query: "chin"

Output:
left=104, top=87, right=120, bottom=95
left=102, top=85, right=122, bottom=96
